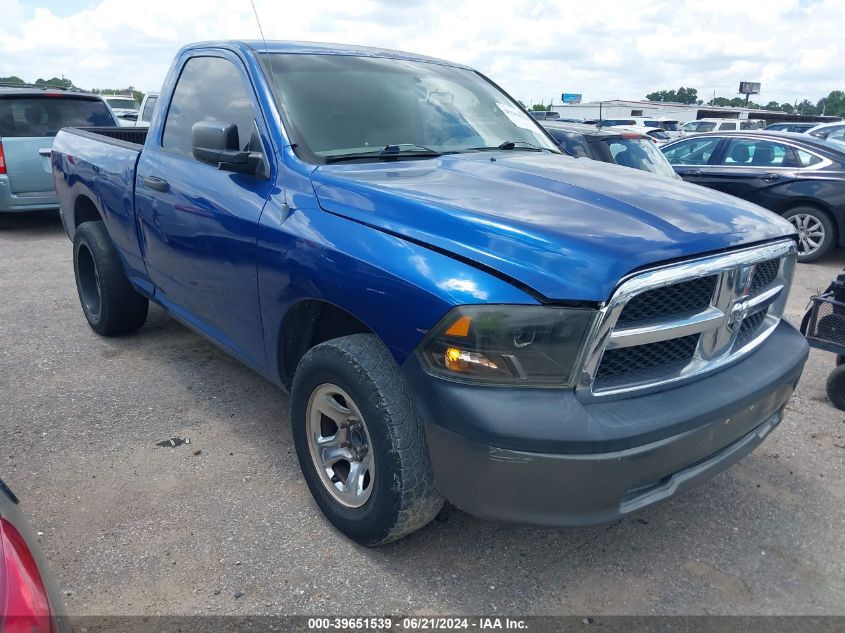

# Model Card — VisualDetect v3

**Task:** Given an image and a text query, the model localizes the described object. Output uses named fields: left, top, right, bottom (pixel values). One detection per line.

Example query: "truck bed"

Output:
left=51, top=124, right=149, bottom=293
left=61, top=126, right=148, bottom=150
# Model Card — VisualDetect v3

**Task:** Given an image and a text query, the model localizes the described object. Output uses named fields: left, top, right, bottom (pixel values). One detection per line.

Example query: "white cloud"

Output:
left=1, top=0, right=843, bottom=105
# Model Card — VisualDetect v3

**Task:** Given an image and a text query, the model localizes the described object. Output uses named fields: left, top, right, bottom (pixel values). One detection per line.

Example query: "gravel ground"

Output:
left=1, top=210, right=844, bottom=616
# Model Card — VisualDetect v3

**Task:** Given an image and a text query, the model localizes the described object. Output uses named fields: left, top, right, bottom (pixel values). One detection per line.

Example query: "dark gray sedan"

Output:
left=662, top=131, right=845, bottom=262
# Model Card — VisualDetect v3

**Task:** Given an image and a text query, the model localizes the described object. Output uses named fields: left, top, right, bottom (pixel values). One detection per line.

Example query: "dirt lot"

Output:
left=1, top=210, right=844, bottom=616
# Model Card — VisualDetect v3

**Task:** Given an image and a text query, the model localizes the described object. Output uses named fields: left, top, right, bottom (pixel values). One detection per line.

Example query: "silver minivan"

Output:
left=0, top=87, right=117, bottom=213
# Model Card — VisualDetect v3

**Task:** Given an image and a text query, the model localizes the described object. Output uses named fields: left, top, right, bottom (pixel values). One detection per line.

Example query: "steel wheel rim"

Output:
left=306, top=383, right=375, bottom=508
left=788, top=213, right=825, bottom=257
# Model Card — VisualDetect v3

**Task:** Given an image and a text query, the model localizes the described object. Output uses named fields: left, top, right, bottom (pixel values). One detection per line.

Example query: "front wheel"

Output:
left=291, top=334, right=443, bottom=545
left=783, top=206, right=835, bottom=263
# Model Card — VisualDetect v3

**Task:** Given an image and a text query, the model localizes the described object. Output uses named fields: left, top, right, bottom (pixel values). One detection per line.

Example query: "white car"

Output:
left=631, top=116, right=684, bottom=139
left=683, top=118, right=741, bottom=133
left=104, top=95, right=140, bottom=127
left=135, top=92, right=159, bottom=128
left=807, top=121, right=845, bottom=144
left=611, top=124, right=672, bottom=144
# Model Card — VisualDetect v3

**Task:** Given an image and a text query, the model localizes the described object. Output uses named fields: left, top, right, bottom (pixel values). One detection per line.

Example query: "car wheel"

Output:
left=783, top=206, right=835, bottom=263
left=826, top=365, right=845, bottom=411
left=73, top=221, right=149, bottom=336
left=291, top=334, right=443, bottom=546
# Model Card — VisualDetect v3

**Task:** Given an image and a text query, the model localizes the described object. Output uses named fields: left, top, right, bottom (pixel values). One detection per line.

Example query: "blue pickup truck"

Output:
left=51, top=40, right=808, bottom=545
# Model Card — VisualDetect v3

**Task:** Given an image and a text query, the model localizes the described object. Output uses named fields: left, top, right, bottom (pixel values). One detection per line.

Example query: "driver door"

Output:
left=134, top=52, right=275, bottom=369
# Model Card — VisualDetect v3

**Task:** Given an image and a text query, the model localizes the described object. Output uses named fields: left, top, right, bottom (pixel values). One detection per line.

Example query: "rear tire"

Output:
left=291, top=334, right=443, bottom=546
left=782, top=206, right=835, bottom=263
left=826, top=365, right=845, bottom=411
left=73, top=221, right=148, bottom=336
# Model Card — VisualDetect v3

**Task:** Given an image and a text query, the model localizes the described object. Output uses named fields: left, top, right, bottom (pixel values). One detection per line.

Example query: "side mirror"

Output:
left=191, top=120, right=263, bottom=176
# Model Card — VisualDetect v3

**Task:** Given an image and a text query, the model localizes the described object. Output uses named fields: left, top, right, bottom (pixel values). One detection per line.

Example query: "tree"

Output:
left=796, top=99, right=818, bottom=115
left=35, top=76, right=74, bottom=89
left=646, top=87, right=698, bottom=105
left=93, top=86, right=145, bottom=104
left=530, top=103, right=548, bottom=111
left=0, top=75, right=25, bottom=86
left=818, top=90, right=845, bottom=117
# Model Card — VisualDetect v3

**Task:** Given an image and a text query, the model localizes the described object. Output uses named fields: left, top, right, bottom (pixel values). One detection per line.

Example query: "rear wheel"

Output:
left=291, top=334, right=443, bottom=545
left=783, top=206, right=835, bottom=263
left=73, top=221, right=148, bottom=336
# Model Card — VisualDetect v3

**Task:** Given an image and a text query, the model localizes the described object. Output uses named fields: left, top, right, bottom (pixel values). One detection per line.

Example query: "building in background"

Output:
left=552, top=99, right=841, bottom=125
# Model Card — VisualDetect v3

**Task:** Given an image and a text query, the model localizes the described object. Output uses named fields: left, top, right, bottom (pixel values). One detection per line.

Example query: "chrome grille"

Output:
left=735, top=310, right=767, bottom=348
left=750, top=259, right=780, bottom=292
left=582, top=241, right=797, bottom=396
left=596, top=334, right=700, bottom=380
left=617, top=276, right=717, bottom=324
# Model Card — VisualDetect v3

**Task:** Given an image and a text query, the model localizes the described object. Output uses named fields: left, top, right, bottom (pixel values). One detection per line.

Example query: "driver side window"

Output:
left=162, top=56, right=259, bottom=159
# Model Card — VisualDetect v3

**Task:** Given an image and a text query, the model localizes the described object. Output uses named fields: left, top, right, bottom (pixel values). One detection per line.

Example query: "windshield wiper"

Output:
left=461, top=140, right=549, bottom=153
left=324, top=143, right=442, bottom=163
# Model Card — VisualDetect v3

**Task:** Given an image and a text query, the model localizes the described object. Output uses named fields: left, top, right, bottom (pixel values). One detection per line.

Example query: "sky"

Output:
left=1, top=0, right=843, bottom=106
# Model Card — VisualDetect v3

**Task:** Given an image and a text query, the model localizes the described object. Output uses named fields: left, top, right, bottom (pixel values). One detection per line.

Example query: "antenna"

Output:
left=249, top=0, right=269, bottom=49
left=249, top=0, right=284, bottom=130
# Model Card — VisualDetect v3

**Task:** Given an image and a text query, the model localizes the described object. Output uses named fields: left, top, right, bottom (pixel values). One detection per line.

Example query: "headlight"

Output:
left=417, top=305, right=596, bottom=386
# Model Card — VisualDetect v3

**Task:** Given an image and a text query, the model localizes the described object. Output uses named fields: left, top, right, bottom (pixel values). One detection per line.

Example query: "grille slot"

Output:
left=735, top=310, right=767, bottom=348
left=618, top=275, right=717, bottom=324
left=596, top=334, right=700, bottom=381
left=750, top=260, right=780, bottom=292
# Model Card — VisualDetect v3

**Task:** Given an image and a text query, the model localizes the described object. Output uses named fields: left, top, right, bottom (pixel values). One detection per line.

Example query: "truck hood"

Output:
left=310, top=152, right=795, bottom=302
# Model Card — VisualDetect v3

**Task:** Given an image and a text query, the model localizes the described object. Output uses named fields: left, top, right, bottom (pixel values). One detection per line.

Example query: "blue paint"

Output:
left=51, top=40, right=796, bottom=387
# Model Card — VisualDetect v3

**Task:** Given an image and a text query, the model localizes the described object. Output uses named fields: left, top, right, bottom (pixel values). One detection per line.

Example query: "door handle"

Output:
left=686, top=169, right=704, bottom=177
left=760, top=173, right=780, bottom=182
left=143, top=176, right=169, bottom=192
left=38, top=148, right=52, bottom=157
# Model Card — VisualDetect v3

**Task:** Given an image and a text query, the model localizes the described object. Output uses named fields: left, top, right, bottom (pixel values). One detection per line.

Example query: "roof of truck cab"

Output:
left=182, top=40, right=470, bottom=69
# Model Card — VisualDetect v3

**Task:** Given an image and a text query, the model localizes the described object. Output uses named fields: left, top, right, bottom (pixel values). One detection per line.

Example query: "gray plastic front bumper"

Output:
left=403, top=321, right=808, bottom=526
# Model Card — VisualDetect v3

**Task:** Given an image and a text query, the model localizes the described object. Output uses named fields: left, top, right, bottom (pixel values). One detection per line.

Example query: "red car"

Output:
left=1, top=478, right=66, bottom=633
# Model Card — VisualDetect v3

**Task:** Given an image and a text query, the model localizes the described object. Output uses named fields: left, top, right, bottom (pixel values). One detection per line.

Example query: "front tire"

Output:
left=783, top=206, right=835, bottom=263
left=73, top=221, right=148, bottom=336
left=291, top=334, right=443, bottom=545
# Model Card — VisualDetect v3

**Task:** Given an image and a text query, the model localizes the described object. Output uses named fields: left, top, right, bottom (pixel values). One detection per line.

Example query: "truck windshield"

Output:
left=259, top=54, right=559, bottom=162
left=684, top=121, right=717, bottom=132
left=0, top=96, right=115, bottom=137
left=106, top=98, right=137, bottom=110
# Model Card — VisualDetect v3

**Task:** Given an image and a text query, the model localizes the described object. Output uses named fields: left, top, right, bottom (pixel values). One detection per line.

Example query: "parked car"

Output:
left=104, top=95, right=139, bottom=126
left=52, top=40, right=807, bottom=545
left=807, top=121, right=845, bottom=143
left=682, top=118, right=743, bottom=133
left=596, top=119, right=677, bottom=141
left=613, top=124, right=672, bottom=143
left=542, top=122, right=679, bottom=178
left=662, top=131, right=845, bottom=262
left=135, top=92, right=159, bottom=128
left=0, top=87, right=117, bottom=214
left=765, top=122, right=817, bottom=133
left=529, top=111, right=560, bottom=121
left=0, top=478, right=68, bottom=632
left=740, top=119, right=767, bottom=130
